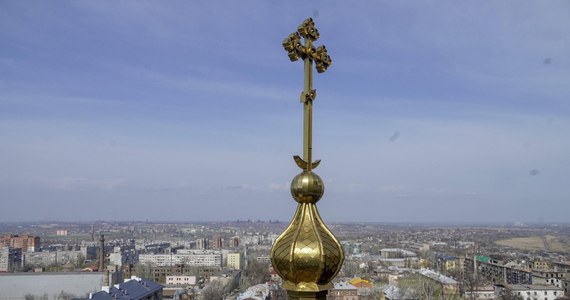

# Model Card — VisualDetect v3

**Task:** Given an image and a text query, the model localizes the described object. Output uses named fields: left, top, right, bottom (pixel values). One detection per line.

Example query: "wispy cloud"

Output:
left=11, top=176, right=128, bottom=192
left=220, top=184, right=258, bottom=191
left=113, top=64, right=296, bottom=103
left=1, top=1, right=569, bottom=222
left=269, top=182, right=289, bottom=191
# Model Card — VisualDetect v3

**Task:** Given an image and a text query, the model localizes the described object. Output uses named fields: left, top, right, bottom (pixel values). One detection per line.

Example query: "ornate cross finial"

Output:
left=271, top=18, right=344, bottom=300
left=282, top=18, right=332, bottom=172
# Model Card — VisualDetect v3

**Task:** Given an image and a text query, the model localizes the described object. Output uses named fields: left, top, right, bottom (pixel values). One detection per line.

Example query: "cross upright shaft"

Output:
left=282, top=18, right=332, bottom=172
left=303, top=39, right=314, bottom=171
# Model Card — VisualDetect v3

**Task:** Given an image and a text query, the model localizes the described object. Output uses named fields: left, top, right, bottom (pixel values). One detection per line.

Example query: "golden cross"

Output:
left=282, top=18, right=332, bottom=172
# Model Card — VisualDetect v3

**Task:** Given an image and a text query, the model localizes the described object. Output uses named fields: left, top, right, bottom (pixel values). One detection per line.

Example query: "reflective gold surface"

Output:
left=293, top=155, right=320, bottom=170
left=270, top=18, right=344, bottom=296
left=281, top=17, right=332, bottom=172
left=271, top=202, right=344, bottom=292
left=291, top=171, right=324, bottom=204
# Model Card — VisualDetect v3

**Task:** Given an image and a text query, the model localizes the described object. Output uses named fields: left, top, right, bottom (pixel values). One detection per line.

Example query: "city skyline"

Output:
left=1, top=2, right=569, bottom=223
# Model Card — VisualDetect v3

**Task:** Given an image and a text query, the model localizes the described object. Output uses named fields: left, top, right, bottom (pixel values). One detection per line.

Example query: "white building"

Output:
left=240, top=236, right=261, bottom=245
left=166, top=275, right=197, bottom=285
left=139, top=251, right=221, bottom=267
left=256, top=256, right=271, bottom=264
left=463, top=286, right=495, bottom=299
left=109, top=252, right=125, bottom=267
left=419, top=268, right=459, bottom=295
left=495, top=284, right=565, bottom=300
left=377, top=257, right=419, bottom=268
left=23, top=250, right=83, bottom=267
left=108, top=247, right=137, bottom=268
left=380, top=248, right=417, bottom=258
left=237, top=283, right=270, bottom=300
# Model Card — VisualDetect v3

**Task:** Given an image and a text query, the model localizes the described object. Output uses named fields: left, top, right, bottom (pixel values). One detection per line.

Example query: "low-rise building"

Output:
left=495, top=284, right=565, bottom=300
left=380, top=249, right=416, bottom=258
left=255, top=256, right=271, bottom=264
left=383, top=285, right=418, bottom=300
left=463, top=286, right=495, bottom=300
left=532, top=270, right=568, bottom=288
left=152, top=265, right=220, bottom=283
left=327, top=282, right=359, bottom=300
left=379, top=257, right=419, bottom=268
left=152, top=264, right=187, bottom=283
left=166, top=275, right=196, bottom=285
left=419, top=268, right=459, bottom=296
left=349, top=278, right=372, bottom=289
left=86, top=276, right=163, bottom=300
left=237, top=283, right=271, bottom=300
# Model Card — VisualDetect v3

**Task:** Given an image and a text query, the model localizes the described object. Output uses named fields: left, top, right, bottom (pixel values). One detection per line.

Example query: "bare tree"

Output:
left=239, top=259, right=269, bottom=289
left=339, top=260, right=360, bottom=278
left=269, top=285, right=287, bottom=300
left=461, top=273, right=485, bottom=300
left=133, top=262, right=153, bottom=279
left=419, top=277, right=438, bottom=300
left=23, top=294, right=48, bottom=300
left=223, top=272, right=240, bottom=296
left=202, top=280, right=225, bottom=300
left=497, top=291, right=523, bottom=300
left=496, top=286, right=523, bottom=300
left=397, top=274, right=456, bottom=300
left=56, top=291, right=75, bottom=300
left=74, top=253, right=86, bottom=269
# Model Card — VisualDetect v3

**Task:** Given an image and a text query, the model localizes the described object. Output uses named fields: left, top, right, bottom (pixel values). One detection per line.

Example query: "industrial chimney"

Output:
left=98, top=234, right=105, bottom=272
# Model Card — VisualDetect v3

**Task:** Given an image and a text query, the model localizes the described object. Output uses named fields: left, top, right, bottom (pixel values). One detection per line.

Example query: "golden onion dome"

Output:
left=273, top=17, right=344, bottom=299
left=270, top=171, right=344, bottom=292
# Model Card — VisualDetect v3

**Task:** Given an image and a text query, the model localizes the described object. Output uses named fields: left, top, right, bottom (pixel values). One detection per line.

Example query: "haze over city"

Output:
left=1, top=1, right=569, bottom=223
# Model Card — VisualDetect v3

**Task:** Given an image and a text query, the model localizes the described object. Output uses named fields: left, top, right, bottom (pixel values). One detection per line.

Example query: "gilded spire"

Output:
left=270, top=18, right=344, bottom=300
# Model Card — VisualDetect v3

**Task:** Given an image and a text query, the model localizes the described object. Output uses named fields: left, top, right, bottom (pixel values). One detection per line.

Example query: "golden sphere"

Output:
left=291, top=171, right=324, bottom=204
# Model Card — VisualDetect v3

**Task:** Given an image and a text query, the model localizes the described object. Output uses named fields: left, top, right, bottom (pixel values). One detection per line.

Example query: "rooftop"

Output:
left=419, top=269, right=458, bottom=285
left=500, top=284, right=564, bottom=291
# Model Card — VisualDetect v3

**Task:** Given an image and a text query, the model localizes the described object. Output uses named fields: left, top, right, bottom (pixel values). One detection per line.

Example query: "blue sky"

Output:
left=1, top=1, right=569, bottom=223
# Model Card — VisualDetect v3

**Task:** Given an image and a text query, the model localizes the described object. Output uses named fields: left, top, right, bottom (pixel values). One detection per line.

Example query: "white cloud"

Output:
left=35, top=176, right=127, bottom=191
left=269, top=182, right=289, bottom=191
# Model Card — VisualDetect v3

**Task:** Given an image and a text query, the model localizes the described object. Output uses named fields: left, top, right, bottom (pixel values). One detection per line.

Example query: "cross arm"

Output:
left=313, top=45, right=331, bottom=73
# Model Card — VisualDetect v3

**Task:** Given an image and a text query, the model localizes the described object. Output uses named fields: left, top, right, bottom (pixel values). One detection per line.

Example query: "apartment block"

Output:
left=0, top=235, right=40, bottom=252
left=0, top=247, right=22, bottom=272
